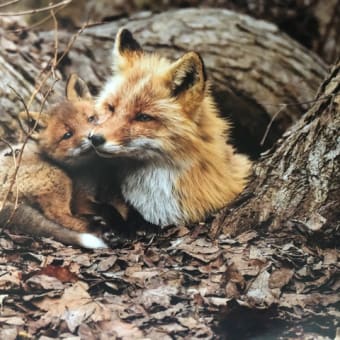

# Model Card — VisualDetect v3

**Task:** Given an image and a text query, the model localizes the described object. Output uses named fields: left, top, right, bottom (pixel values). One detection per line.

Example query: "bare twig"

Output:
left=26, top=20, right=88, bottom=109
left=0, top=79, right=58, bottom=226
left=260, top=93, right=340, bottom=146
left=0, top=0, right=72, bottom=16
left=0, top=0, right=21, bottom=9
left=11, top=4, right=67, bottom=33
left=50, top=8, right=58, bottom=78
left=0, top=137, right=19, bottom=213
left=260, top=104, right=287, bottom=146
left=261, top=94, right=340, bottom=108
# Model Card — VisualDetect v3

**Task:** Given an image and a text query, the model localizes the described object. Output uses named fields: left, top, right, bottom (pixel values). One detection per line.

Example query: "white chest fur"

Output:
left=121, top=163, right=183, bottom=226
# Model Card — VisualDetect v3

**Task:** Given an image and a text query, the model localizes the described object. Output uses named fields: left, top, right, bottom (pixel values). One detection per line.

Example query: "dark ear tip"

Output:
left=120, top=28, right=133, bottom=39
left=191, top=52, right=207, bottom=82
left=117, top=28, right=142, bottom=53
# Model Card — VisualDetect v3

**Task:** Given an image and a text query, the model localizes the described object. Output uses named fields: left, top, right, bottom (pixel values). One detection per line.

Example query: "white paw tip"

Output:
left=79, top=233, right=108, bottom=249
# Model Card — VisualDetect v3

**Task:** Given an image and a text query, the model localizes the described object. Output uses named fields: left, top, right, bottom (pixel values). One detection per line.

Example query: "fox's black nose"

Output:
left=89, top=134, right=106, bottom=146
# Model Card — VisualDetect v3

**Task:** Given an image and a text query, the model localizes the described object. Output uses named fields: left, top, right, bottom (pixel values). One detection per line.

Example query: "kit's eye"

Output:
left=88, top=115, right=96, bottom=123
left=135, top=112, right=154, bottom=122
left=62, top=131, right=73, bottom=140
left=107, top=104, right=115, bottom=113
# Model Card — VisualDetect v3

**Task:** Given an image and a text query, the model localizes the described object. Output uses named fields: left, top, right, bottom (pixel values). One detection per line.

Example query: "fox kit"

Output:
left=90, top=29, right=251, bottom=227
left=0, top=75, right=107, bottom=249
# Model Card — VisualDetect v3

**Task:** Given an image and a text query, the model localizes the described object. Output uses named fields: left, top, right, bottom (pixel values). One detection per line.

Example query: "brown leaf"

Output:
left=269, top=268, right=294, bottom=289
left=26, top=274, right=64, bottom=291
left=96, top=255, right=118, bottom=272
left=38, top=265, right=78, bottom=283
left=0, top=266, right=21, bottom=290
left=98, top=320, right=143, bottom=338
left=0, top=327, right=18, bottom=340
left=246, top=270, right=280, bottom=306
left=225, top=281, right=241, bottom=299
left=138, top=285, right=178, bottom=308
left=0, top=316, right=25, bottom=326
left=175, top=237, right=221, bottom=263
left=281, top=293, right=340, bottom=308
left=31, top=282, right=111, bottom=333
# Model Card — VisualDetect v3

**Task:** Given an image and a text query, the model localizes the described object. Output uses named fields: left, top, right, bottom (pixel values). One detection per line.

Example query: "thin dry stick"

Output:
left=260, top=93, right=340, bottom=146
left=0, top=0, right=21, bottom=8
left=260, top=104, right=287, bottom=146
left=26, top=20, right=88, bottom=109
left=12, top=4, right=68, bottom=33
left=0, top=0, right=71, bottom=16
left=261, top=93, right=340, bottom=108
left=0, top=16, right=87, bottom=229
left=0, top=80, right=58, bottom=227
left=50, top=8, right=59, bottom=79
left=0, top=137, right=19, bottom=213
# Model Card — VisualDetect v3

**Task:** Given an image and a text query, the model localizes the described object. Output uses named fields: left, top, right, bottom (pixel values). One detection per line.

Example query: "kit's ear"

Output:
left=18, top=110, right=48, bottom=140
left=66, top=73, right=92, bottom=101
left=112, top=28, right=143, bottom=72
left=166, top=51, right=207, bottom=98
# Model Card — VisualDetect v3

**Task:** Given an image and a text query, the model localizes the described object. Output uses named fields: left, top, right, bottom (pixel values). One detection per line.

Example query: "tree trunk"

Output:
left=0, top=9, right=327, bottom=155
left=213, top=61, right=340, bottom=242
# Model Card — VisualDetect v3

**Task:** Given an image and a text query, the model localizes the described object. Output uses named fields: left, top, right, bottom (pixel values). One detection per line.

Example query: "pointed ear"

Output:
left=167, top=52, right=207, bottom=98
left=112, top=28, right=143, bottom=72
left=18, top=111, right=48, bottom=140
left=66, top=73, right=92, bottom=101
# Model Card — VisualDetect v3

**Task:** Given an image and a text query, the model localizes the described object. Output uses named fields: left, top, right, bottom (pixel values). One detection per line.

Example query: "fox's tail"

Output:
left=0, top=203, right=107, bottom=249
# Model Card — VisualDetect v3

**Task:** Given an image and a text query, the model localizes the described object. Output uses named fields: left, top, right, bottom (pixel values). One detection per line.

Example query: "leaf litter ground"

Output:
left=0, top=218, right=338, bottom=339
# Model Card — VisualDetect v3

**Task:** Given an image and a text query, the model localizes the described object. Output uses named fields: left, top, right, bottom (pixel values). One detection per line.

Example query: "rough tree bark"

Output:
left=0, top=9, right=327, bottom=155
left=213, top=61, right=340, bottom=241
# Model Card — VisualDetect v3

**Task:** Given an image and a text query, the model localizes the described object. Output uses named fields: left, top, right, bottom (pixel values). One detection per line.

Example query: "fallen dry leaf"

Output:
left=269, top=267, right=294, bottom=289
left=0, top=265, right=21, bottom=290
left=246, top=270, right=280, bottom=306
left=26, top=274, right=65, bottom=291
left=38, top=265, right=78, bottom=283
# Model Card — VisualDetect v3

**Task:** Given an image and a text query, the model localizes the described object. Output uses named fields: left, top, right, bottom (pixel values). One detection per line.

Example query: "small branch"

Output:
left=0, top=0, right=72, bottom=16
left=262, top=93, right=340, bottom=108
left=260, top=92, right=340, bottom=146
left=50, top=8, right=59, bottom=78
left=260, top=104, right=287, bottom=147
left=26, top=20, right=88, bottom=109
left=11, top=4, right=67, bottom=33
left=0, top=0, right=21, bottom=9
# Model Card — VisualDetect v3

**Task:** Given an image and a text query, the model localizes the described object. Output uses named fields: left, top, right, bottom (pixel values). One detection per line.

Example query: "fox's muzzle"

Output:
left=88, top=133, right=106, bottom=147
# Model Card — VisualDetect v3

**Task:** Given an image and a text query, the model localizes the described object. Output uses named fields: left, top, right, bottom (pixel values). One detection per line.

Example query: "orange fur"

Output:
left=0, top=75, right=107, bottom=248
left=91, top=29, right=252, bottom=226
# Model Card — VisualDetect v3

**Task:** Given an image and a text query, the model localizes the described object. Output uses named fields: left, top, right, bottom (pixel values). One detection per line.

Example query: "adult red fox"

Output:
left=89, top=29, right=251, bottom=227
left=0, top=75, right=107, bottom=248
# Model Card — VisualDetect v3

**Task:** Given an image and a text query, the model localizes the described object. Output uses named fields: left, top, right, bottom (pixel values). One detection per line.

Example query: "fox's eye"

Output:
left=135, top=112, right=154, bottom=122
left=88, top=115, right=96, bottom=123
left=62, top=131, right=73, bottom=140
left=107, top=104, right=115, bottom=113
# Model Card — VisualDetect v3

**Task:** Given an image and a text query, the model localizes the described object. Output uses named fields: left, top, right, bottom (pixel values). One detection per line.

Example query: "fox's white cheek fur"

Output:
left=122, top=164, right=183, bottom=226
left=98, top=142, right=122, bottom=154
left=98, top=138, right=164, bottom=159
left=128, top=138, right=162, bottom=149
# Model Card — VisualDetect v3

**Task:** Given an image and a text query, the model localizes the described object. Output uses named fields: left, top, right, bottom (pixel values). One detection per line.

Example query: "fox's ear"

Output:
left=66, top=73, right=92, bottom=101
left=18, top=111, right=48, bottom=140
left=167, top=52, right=207, bottom=98
left=113, top=28, right=143, bottom=72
